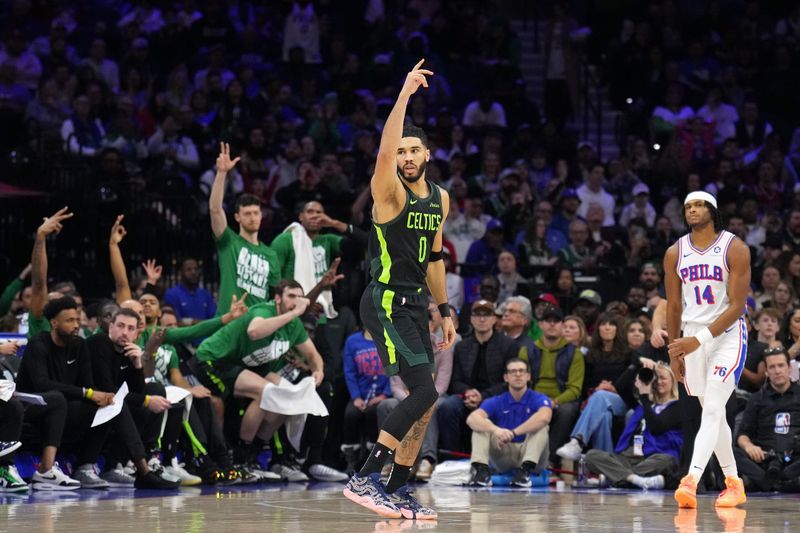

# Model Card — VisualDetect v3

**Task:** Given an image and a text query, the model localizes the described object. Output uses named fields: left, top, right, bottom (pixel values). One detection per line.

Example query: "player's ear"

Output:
left=425, top=148, right=430, bottom=162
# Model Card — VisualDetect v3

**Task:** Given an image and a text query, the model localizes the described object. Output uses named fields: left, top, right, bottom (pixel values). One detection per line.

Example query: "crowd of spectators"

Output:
left=1, top=0, right=800, bottom=495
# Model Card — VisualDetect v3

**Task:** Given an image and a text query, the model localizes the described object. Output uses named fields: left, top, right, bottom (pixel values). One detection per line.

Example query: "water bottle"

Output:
left=633, top=435, right=644, bottom=457
left=575, top=455, right=587, bottom=487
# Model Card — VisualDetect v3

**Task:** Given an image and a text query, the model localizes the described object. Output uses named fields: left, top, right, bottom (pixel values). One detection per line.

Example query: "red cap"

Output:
left=535, top=293, right=560, bottom=308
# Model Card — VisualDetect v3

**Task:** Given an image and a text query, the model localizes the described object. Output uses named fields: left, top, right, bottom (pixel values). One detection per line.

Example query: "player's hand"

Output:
left=438, top=317, right=457, bottom=350
left=215, top=142, right=240, bottom=174
left=367, top=394, right=386, bottom=408
left=147, top=395, right=172, bottom=414
left=745, top=444, right=766, bottom=464
left=650, top=328, right=669, bottom=348
left=124, top=342, right=143, bottom=368
left=109, top=214, right=127, bottom=245
left=190, top=385, right=212, bottom=399
left=141, top=259, right=162, bottom=285
left=353, top=398, right=366, bottom=411
left=319, top=258, right=345, bottom=290
left=669, top=355, right=685, bottom=382
left=224, top=293, right=249, bottom=322
left=493, top=428, right=515, bottom=447
left=37, top=207, right=74, bottom=238
left=668, top=336, right=700, bottom=359
left=91, top=391, right=115, bottom=407
left=292, top=297, right=311, bottom=317
left=0, top=342, right=20, bottom=357
left=400, top=59, right=433, bottom=98
left=309, top=212, right=335, bottom=228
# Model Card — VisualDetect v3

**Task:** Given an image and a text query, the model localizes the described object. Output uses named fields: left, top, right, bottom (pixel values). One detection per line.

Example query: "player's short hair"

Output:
left=401, top=125, right=428, bottom=148
left=43, top=296, right=78, bottom=320
left=234, top=193, right=261, bottom=212
left=275, top=279, right=304, bottom=298
left=111, top=307, right=140, bottom=326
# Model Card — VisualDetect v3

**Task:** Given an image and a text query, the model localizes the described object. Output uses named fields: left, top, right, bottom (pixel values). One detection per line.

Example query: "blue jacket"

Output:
left=615, top=399, right=683, bottom=459
left=343, top=332, right=391, bottom=401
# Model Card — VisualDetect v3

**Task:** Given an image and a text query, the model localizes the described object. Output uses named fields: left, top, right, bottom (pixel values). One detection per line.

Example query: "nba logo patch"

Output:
left=713, top=246, right=721, bottom=254
left=775, top=413, right=791, bottom=434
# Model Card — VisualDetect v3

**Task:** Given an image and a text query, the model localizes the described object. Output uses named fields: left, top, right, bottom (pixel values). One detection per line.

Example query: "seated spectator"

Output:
left=755, top=266, right=782, bottom=308
left=499, top=295, right=536, bottom=358
left=573, top=289, right=603, bottom=334
left=563, top=314, right=589, bottom=354
left=443, top=193, right=490, bottom=264
left=619, top=183, right=657, bottom=228
left=462, top=89, right=507, bottom=130
left=650, top=83, right=694, bottom=139
left=15, top=297, right=116, bottom=489
left=341, top=329, right=390, bottom=472
left=552, top=267, right=579, bottom=311
left=697, top=86, right=738, bottom=145
left=516, top=216, right=558, bottom=278
left=60, top=94, right=106, bottom=156
left=464, top=218, right=507, bottom=277
left=576, top=164, right=616, bottom=227
left=467, top=358, right=553, bottom=487
left=557, top=220, right=596, bottom=269
left=734, top=348, right=800, bottom=492
left=735, top=98, right=772, bottom=156
left=585, top=362, right=682, bottom=489
left=193, top=280, right=329, bottom=481
left=551, top=188, right=582, bottom=238
left=437, top=299, right=517, bottom=453
left=443, top=250, right=464, bottom=311
left=528, top=306, right=584, bottom=466
left=163, top=257, right=217, bottom=323
left=88, top=308, right=185, bottom=488
left=495, top=251, right=527, bottom=305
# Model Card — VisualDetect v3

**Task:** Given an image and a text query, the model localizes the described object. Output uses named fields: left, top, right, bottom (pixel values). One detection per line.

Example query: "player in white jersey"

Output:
left=664, top=191, right=750, bottom=509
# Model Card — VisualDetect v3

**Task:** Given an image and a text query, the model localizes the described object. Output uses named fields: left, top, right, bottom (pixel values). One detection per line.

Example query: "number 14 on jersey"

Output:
left=694, top=285, right=715, bottom=305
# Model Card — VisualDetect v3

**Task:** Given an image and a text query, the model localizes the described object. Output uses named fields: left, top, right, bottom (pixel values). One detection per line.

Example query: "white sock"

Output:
left=628, top=474, right=646, bottom=487
left=714, top=413, right=738, bottom=478
left=688, top=381, right=735, bottom=480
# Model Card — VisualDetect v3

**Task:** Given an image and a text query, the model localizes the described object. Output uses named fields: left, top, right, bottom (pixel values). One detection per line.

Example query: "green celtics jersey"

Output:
left=196, top=301, right=308, bottom=372
left=270, top=231, right=342, bottom=282
left=369, top=180, right=444, bottom=289
left=216, top=227, right=280, bottom=314
left=152, top=344, right=179, bottom=384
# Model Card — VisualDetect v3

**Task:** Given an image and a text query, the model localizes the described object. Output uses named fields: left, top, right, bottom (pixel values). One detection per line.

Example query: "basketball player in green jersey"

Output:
left=343, top=60, right=456, bottom=520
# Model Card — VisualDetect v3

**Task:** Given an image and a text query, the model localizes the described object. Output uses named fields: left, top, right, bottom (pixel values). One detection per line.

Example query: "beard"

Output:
left=397, top=161, right=427, bottom=183
left=55, top=328, right=78, bottom=344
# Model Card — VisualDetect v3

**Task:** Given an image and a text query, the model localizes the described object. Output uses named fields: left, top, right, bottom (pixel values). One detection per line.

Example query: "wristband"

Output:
left=511, top=429, right=517, bottom=437
left=144, top=395, right=151, bottom=408
left=694, top=327, right=714, bottom=346
left=438, top=303, right=450, bottom=319
left=86, top=388, right=94, bottom=399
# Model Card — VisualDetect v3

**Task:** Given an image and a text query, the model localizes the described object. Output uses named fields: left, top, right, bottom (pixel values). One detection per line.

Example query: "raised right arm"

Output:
left=370, top=59, right=433, bottom=206
left=209, top=142, right=240, bottom=239
left=31, top=207, right=73, bottom=317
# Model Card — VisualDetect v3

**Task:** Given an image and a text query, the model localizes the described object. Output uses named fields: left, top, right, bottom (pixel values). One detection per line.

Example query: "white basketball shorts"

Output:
left=682, top=317, right=747, bottom=397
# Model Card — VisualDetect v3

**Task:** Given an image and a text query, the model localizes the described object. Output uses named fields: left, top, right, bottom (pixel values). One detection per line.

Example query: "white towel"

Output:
left=429, top=460, right=472, bottom=486
left=284, top=222, right=337, bottom=320
left=260, top=377, right=329, bottom=451
left=0, top=379, right=15, bottom=402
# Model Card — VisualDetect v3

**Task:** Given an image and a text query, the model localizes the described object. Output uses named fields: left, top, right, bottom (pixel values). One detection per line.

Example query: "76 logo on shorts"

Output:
left=713, top=365, right=728, bottom=377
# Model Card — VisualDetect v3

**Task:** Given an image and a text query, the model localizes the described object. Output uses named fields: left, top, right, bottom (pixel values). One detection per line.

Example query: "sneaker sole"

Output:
left=32, top=483, right=80, bottom=491
left=343, top=488, right=402, bottom=518
left=179, top=479, right=203, bottom=486
left=79, top=483, right=110, bottom=490
left=398, top=507, right=438, bottom=520
left=100, top=481, right=135, bottom=488
left=0, top=442, right=22, bottom=458
left=675, top=488, right=697, bottom=508
left=0, top=486, right=29, bottom=492
left=715, top=495, right=746, bottom=507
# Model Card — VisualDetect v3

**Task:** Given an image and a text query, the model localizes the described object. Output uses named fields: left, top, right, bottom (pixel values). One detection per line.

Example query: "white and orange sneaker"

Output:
left=715, top=476, right=746, bottom=507
left=674, top=474, right=698, bottom=508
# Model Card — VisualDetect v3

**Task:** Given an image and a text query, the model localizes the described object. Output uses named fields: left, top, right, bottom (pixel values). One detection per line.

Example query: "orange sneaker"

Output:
left=715, top=476, right=746, bottom=507
left=674, top=474, right=698, bottom=508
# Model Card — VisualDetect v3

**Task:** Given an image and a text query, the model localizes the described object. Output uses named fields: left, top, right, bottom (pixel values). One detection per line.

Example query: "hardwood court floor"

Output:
left=0, top=482, right=794, bottom=533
